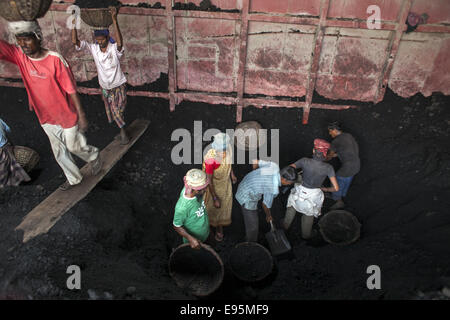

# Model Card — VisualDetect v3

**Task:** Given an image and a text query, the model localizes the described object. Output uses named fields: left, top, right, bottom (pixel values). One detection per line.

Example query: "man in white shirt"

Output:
left=72, top=7, right=129, bottom=144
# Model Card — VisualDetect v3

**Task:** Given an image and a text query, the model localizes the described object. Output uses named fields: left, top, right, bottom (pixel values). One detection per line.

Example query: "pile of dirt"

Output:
left=0, top=85, right=449, bottom=300
left=173, top=0, right=239, bottom=13
left=122, top=2, right=164, bottom=9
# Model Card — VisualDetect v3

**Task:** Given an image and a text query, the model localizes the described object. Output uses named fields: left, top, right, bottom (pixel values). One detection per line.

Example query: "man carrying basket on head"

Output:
left=71, top=6, right=129, bottom=144
left=0, top=20, right=102, bottom=191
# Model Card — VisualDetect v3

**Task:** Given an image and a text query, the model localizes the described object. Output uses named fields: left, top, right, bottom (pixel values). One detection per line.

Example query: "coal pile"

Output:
left=0, top=86, right=449, bottom=300
left=74, top=0, right=122, bottom=8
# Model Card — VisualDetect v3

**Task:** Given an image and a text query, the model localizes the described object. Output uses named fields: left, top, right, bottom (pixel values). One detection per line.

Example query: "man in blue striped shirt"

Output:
left=235, top=159, right=297, bottom=242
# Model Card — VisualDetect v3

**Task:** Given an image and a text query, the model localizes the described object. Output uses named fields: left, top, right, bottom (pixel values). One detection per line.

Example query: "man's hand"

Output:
left=110, top=6, right=118, bottom=21
left=70, top=93, right=88, bottom=133
left=189, top=238, right=201, bottom=249
left=252, top=159, right=259, bottom=170
left=266, top=214, right=273, bottom=223
left=78, top=113, right=88, bottom=133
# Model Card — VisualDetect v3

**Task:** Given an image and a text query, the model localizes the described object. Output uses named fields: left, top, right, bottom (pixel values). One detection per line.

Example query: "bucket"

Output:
left=229, top=242, right=274, bottom=282
left=234, top=121, right=266, bottom=151
left=0, top=0, right=52, bottom=22
left=13, top=146, right=39, bottom=173
left=169, top=243, right=224, bottom=296
left=318, top=210, right=361, bottom=245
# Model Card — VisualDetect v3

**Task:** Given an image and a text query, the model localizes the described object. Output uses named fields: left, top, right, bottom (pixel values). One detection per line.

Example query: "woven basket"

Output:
left=234, top=121, right=266, bottom=151
left=13, top=145, right=39, bottom=173
left=80, top=8, right=113, bottom=29
left=169, top=243, right=224, bottom=296
left=229, top=242, right=273, bottom=282
left=0, top=0, right=52, bottom=22
left=318, top=210, right=361, bottom=246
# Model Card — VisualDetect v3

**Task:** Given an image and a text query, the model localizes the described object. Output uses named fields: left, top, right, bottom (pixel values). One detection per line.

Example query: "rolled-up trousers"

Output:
left=241, top=205, right=259, bottom=242
left=283, top=206, right=315, bottom=239
left=42, top=123, right=99, bottom=185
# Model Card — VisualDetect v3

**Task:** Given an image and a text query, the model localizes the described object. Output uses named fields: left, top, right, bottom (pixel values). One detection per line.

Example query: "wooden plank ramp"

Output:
left=15, top=119, right=150, bottom=243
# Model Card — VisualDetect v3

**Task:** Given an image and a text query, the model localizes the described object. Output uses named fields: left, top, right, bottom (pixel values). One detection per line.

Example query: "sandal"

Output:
left=215, top=232, right=224, bottom=242
left=59, top=180, right=77, bottom=191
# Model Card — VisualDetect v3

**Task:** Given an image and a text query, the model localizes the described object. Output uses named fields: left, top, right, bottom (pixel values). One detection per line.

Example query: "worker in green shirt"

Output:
left=173, top=169, right=210, bottom=249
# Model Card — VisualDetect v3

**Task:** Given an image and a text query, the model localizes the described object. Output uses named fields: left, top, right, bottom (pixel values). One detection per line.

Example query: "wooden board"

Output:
left=15, top=119, right=150, bottom=243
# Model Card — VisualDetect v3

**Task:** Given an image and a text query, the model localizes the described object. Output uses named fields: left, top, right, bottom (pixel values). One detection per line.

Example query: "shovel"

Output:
left=265, top=220, right=292, bottom=256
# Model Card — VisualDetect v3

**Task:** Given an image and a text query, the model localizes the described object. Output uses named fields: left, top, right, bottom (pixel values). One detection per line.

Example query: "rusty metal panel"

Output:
left=245, top=21, right=314, bottom=97
left=314, top=31, right=389, bottom=102
left=175, top=17, right=238, bottom=93
left=250, top=0, right=321, bottom=16
left=328, top=0, right=403, bottom=21
left=389, top=34, right=443, bottom=97
left=411, top=0, right=450, bottom=24
left=1, top=0, right=450, bottom=124
left=422, top=37, right=450, bottom=96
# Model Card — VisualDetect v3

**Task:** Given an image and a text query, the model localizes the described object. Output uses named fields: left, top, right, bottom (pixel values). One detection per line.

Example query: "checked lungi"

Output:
left=101, top=82, right=127, bottom=128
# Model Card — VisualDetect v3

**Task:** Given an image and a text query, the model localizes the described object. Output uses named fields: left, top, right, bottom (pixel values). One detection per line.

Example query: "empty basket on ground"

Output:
left=13, top=146, right=39, bottom=173
left=229, top=242, right=273, bottom=282
left=234, top=121, right=266, bottom=151
left=318, top=210, right=361, bottom=245
left=169, top=243, right=224, bottom=296
left=80, top=8, right=114, bottom=29
left=0, top=0, right=52, bottom=21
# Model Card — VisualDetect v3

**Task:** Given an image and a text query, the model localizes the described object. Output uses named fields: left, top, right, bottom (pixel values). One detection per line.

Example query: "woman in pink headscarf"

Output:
left=284, top=139, right=340, bottom=240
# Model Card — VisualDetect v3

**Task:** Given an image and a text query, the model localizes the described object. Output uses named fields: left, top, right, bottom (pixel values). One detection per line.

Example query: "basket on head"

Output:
left=13, top=145, right=39, bottom=173
left=229, top=242, right=273, bottom=282
left=80, top=8, right=114, bottom=29
left=234, top=121, right=266, bottom=151
left=169, top=243, right=224, bottom=296
left=318, top=210, right=361, bottom=246
left=0, top=0, right=52, bottom=22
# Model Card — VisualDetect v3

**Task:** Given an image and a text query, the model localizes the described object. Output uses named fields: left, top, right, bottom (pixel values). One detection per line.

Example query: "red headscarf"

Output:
left=314, top=138, right=330, bottom=157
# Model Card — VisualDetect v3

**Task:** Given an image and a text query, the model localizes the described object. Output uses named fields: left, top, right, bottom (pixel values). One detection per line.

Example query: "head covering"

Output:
left=313, top=138, right=330, bottom=157
left=211, top=132, right=231, bottom=151
left=258, top=160, right=281, bottom=196
left=94, top=29, right=116, bottom=44
left=8, top=20, right=43, bottom=41
left=183, top=169, right=209, bottom=194
left=327, top=121, right=341, bottom=131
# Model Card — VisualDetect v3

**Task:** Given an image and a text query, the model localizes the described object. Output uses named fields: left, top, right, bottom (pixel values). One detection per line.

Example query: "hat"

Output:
left=211, top=132, right=231, bottom=151
left=8, top=20, right=43, bottom=41
left=314, top=138, right=331, bottom=157
left=183, top=169, right=209, bottom=193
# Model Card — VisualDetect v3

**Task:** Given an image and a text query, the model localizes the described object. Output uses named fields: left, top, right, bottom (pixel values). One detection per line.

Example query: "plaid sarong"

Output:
left=102, top=83, right=127, bottom=128
left=0, top=144, right=31, bottom=187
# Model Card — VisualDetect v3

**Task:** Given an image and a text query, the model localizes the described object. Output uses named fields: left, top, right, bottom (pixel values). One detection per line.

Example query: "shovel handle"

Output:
left=269, top=220, right=275, bottom=232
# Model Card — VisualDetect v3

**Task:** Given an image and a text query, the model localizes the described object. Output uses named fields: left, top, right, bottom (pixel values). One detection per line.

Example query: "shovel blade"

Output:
left=265, top=228, right=291, bottom=256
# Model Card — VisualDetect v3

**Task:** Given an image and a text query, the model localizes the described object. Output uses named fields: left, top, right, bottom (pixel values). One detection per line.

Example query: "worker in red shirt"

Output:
left=0, top=21, right=102, bottom=191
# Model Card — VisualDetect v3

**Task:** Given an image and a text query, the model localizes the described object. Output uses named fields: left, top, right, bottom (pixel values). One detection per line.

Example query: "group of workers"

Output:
left=173, top=124, right=360, bottom=249
left=0, top=9, right=360, bottom=249
left=0, top=7, right=126, bottom=190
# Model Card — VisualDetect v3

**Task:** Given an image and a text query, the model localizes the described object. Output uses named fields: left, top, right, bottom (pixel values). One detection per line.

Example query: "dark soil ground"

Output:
left=0, top=85, right=449, bottom=300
